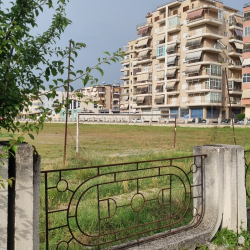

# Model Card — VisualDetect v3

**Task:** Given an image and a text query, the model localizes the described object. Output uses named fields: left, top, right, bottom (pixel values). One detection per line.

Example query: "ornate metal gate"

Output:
left=41, top=154, right=205, bottom=249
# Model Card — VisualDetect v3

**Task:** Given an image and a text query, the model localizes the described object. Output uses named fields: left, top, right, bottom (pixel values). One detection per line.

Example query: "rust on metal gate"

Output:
left=41, top=155, right=206, bottom=249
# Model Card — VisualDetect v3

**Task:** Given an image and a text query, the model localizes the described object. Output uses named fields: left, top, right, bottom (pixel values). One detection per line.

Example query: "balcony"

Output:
left=136, top=96, right=152, bottom=107
left=228, top=48, right=242, bottom=58
left=227, top=100, right=244, bottom=107
left=165, top=100, right=180, bottom=107
left=186, top=44, right=222, bottom=54
left=187, top=99, right=222, bottom=106
left=229, top=88, right=242, bottom=95
left=136, top=21, right=153, bottom=30
left=120, top=72, right=130, bottom=80
left=167, top=24, right=181, bottom=33
left=166, top=88, right=180, bottom=95
left=120, top=67, right=129, bottom=72
left=228, top=63, right=242, bottom=70
left=155, top=14, right=166, bottom=24
left=187, top=28, right=223, bottom=40
left=186, top=83, right=222, bottom=94
left=229, top=20, right=243, bottom=30
left=187, top=14, right=223, bottom=28
left=167, top=36, right=181, bottom=45
left=157, top=0, right=183, bottom=11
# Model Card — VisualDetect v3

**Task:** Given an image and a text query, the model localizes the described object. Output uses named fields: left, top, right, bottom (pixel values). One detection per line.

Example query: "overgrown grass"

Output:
left=3, top=123, right=250, bottom=249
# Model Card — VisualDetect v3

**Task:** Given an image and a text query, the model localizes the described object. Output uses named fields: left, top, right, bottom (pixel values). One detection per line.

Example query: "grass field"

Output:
left=2, top=123, right=250, bottom=249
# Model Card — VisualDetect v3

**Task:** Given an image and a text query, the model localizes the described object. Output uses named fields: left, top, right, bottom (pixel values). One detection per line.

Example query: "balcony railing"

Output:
left=229, top=22, right=243, bottom=29
left=136, top=21, right=152, bottom=29
left=229, top=48, right=242, bottom=54
left=187, top=28, right=221, bottom=37
left=167, top=101, right=180, bottom=105
left=134, top=90, right=152, bottom=95
left=157, top=0, right=183, bottom=9
left=187, top=99, right=222, bottom=104
left=229, top=88, right=242, bottom=92
left=187, top=16, right=223, bottom=25
left=229, top=36, right=243, bottom=41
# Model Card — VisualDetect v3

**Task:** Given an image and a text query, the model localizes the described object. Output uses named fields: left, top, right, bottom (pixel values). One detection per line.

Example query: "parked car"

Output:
left=221, top=119, right=230, bottom=124
left=131, top=118, right=142, bottom=123
left=191, top=118, right=206, bottom=123
left=237, top=119, right=250, bottom=124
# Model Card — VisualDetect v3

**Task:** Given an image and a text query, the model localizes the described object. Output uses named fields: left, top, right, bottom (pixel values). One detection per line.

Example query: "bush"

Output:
left=236, top=114, right=245, bottom=120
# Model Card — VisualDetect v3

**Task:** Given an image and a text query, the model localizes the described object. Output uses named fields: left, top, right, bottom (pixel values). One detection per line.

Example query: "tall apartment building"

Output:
left=60, top=84, right=121, bottom=120
left=120, top=0, right=244, bottom=119
left=242, top=3, right=250, bottom=117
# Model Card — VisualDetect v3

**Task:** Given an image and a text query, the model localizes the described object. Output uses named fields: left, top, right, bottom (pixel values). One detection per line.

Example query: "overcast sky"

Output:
left=5, top=0, right=244, bottom=90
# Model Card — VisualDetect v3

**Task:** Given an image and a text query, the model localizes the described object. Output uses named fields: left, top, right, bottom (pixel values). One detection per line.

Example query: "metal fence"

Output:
left=41, top=154, right=205, bottom=249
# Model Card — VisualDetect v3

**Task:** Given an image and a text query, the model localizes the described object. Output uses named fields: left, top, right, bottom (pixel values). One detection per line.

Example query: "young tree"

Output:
left=0, top=0, right=124, bottom=187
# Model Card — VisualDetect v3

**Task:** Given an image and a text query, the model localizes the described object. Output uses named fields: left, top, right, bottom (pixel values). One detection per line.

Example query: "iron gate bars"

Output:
left=41, top=154, right=206, bottom=250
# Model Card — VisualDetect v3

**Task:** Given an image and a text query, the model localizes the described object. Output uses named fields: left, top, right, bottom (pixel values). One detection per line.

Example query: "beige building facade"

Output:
left=120, top=0, right=244, bottom=120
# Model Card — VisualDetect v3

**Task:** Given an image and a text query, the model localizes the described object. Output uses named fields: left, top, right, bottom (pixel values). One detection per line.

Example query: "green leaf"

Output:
left=51, top=68, right=57, bottom=76
left=96, top=67, right=104, bottom=77
left=104, top=51, right=110, bottom=56
left=11, top=145, right=18, bottom=152
left=28, top=133, right=34, bottom=140
left=18, top=137, right=24, bottom=143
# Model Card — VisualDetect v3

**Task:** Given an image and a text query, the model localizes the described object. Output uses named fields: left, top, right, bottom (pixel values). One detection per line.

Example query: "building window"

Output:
left=131, top=54, right=133, bottom=58
left=168, top=16, right=180, bottom=28
left=218, top=10, right=223, bottom=20
left=243, top=73, right=250, bottom=83
left=73, top=100, right=76, bottom=109
left=244, top=26, right=250, bottom=37
left=183, top=6, right=189, bottom=12
left=131, top=45, right=133, bottom=50
left=78, top=101, right=80, bottom=108
left=157, top=45, right=165, bottom=57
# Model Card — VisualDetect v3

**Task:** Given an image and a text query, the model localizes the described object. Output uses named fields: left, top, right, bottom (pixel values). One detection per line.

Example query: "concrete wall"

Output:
left=0, top=143, right=40, bottom=250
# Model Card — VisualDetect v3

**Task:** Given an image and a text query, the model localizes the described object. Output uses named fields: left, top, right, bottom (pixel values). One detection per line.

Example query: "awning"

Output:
left=114, top=88, right=119, bottom=93
left=138, top=50, right=148, bottom=58
left=234, top=42, right=243, bottom=50
left=136, top=38, right=148, bottom=47
left=167, top=56, right=177, bottom=66
left=166, top=82, right=176, bottom=89
left=166, top=68, right=176, bottom=77
left=120, top=104, right=129, bottom=109
left=155, top=95, right=165, bottom=103
left=186, top=38, right=202, bottom=47
left=235, top=29, right=243, bottom=37
left=166, top=43, right=176, bottom=52
left=157, top=34, right=165, bottom=42
left=133, top=96, right=137, bottom=102
left=186, top=65, right=201, bottom=74
left=123, top=96, right=129, bottom=101
left=137, top=84, right=148, bottom=90
left=157, top=71, right=165, bottom=79
left=242, top=89, right=250, bottom=99
left=240, top=56, right=243, bottom=64
left=244, top=43, right=250, bottom=50
left=136, top=96, right=145, bottom=104
left=187, top=9, right=204, bottom=20
left=186, top=51, right=202, bottom=61
left=137, top=27, right=149, bottom=36
left=243, top=58, right=250, bottom=67
left=137, top=73, right=149, bottom=82
left=156, top=83, right=164, bottom=90
left=234, top=16, right=243, bottom=24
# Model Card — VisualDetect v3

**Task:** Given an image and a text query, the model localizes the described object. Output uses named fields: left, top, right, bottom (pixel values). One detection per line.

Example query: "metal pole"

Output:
left=76, top=113, right=79, bottom=156
left=63, top=39, right=72, bottom=165
left=174, top=114, right=177, bottom=150
left=224, top=68, right=236, bottom=145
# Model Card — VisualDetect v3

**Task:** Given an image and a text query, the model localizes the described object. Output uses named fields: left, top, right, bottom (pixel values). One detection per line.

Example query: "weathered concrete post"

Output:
left=195, top=118, right=199, bottom=124
left=0, top=143, right=41, bottom=250
left=194, top=144, right=247, bottom=234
